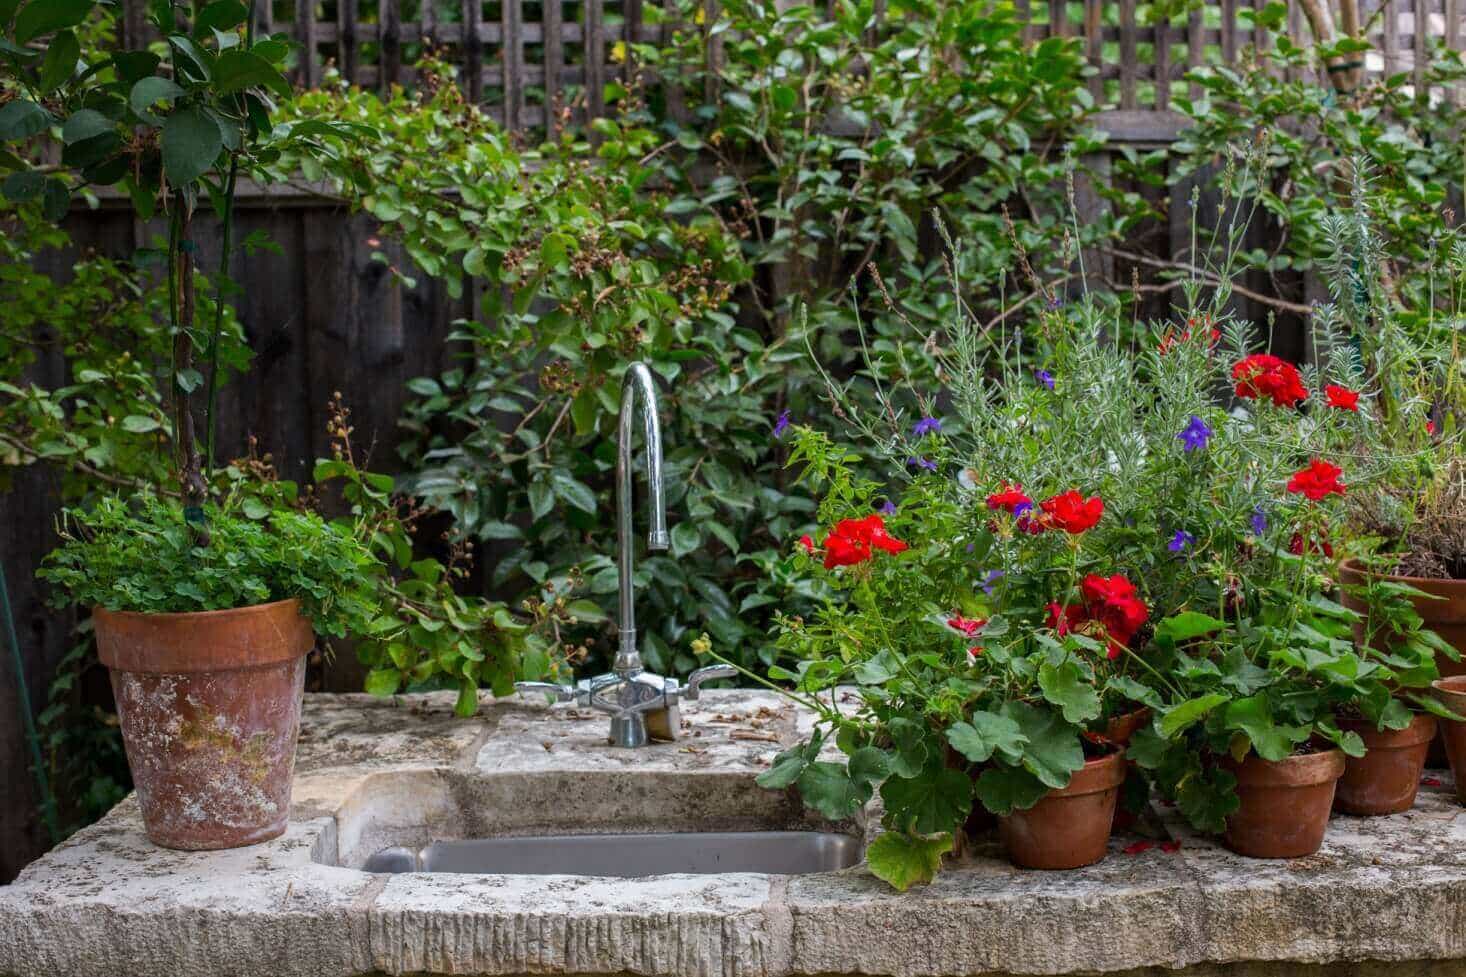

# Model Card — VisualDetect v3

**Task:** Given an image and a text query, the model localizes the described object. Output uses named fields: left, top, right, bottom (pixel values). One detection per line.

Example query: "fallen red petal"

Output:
left=1421, top=776, right=1443, bottom=787
left=1160, top=841, right=1181, bottom=853
left=1123, top=840, right=1154, bottom=855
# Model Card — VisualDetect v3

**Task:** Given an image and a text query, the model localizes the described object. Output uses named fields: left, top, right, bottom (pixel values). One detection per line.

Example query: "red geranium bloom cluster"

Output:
left=1048, top=573, right=1149, bottom=660
left=1232, top=354, right=1308, bottom=408
left=985, top=483, right=1032, bottom=514
left=947, top=615, right=988, bottom=661
left=1157, top=318, right=1221, bottom=355
left=1286, top=459, right=1346, bottom=501
left=1288, top=531, right=1334, bottom=557
left=1323, top=385, right=1360, bottom=412
left=1039, top=490, right=1105, bottom=534
left=813, top=514, right=909, bottom=569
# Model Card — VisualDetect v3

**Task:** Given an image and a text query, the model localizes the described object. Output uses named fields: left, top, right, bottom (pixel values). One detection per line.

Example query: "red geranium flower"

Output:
left=1288, top=531, right=1334, bottom=558
left=798, top=535, right=816, bottom=555
left=986, top=483, right=1033, bottom=514
left=819, top=513, right=908, bottom=569
left=1324, top=385, right=1360, bottom=412
left=1039, top=490, right=1104, bottom=534
left=1079, top=573, right=1149, bottom=659
left=1232, top=354, right=1308, bottom=408
left=1286, top=459, right=1346, bottom=501
left=947, top=615, right=987, bottom=637
left=1047, top=602, right=1085, bottom=636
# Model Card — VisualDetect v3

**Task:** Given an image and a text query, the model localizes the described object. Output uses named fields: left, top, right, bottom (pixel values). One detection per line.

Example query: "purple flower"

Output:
left=772, top=409, right=792, bottom=438
left=1036, top=369, right=1055, bottom=390
left=981, top=569, right=1005, bottom=594
left=1177, top=414, right=1213, bottom=453
left=912, top=416, right=942, bottom=437
left=1250, top=507, right=1268, bottom=536
left=907, top=456, right=938, bottom=472
left=878, top=500, right=897, bottom=515
left=1168, top=529, right=1195, bottom=553
left=1046, top=293, right=1063, bottom=311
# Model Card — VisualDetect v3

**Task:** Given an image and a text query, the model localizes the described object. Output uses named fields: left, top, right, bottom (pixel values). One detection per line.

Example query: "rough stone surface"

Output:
left=3, top=690, right=1466, bottom=977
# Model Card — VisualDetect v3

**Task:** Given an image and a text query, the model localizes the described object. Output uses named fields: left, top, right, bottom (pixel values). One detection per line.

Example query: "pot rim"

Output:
left=1431, top=675, right=1466, bottom=703
left=94, top=597, right=314, bottom=674
left=1336, top=711, right=1438, bottom=747
left=1051, top=748, right=1127, bottom=798
left=1338, top=556, right=1466, bottom=589
left=1224, top=747, right=1346, bottom=788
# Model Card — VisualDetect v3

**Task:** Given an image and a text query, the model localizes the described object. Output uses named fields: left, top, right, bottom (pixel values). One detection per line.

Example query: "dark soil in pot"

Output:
left=94, top=598, right=313, bottom=850
left=1334, top=713, right=1437, bottom=815
left=1221, top=748, right=1344, bottom=858
left=999, top=748, right=1125, bottom=870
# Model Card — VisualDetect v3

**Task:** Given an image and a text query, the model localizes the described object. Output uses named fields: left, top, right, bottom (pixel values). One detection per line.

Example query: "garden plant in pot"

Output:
left=10, top=2, right=572, bottom=849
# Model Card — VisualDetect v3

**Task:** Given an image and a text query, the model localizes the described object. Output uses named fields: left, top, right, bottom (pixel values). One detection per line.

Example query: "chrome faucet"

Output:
left=516, top=362, right=735, bottom=747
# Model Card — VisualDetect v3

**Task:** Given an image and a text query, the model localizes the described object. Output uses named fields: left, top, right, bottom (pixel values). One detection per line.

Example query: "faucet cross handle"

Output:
left=681, top=664, right=738, bottom=702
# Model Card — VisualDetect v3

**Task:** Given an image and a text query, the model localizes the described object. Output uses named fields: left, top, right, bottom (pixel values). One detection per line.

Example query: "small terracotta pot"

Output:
left=94, top=599, right=313, bottom=850
left=1340, top=559, right=1466, bottom=767
left=1431, top=676, right=1466, bottom=804
left=999, top=750, right=1125, bottom=870
left=1334, top=712, right=1437, bottom=815
left=1222, top=749, right=1344, bottom=858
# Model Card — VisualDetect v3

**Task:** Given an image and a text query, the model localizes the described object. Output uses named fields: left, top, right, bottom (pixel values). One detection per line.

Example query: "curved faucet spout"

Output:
left=615, top=362, right=667, bottom=677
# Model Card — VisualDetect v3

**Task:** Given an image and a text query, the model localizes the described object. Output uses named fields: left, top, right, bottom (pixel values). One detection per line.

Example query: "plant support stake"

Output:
left=1, top=558, right=60, bottom=845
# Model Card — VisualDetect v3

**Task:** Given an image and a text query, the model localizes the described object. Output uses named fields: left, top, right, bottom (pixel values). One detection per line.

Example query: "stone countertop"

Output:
left=2, top=690, right=1465, bottom=977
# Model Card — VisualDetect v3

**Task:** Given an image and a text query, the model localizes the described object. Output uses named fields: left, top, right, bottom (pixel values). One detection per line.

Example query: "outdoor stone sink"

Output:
left=6, top=688, right=1466, bottom=977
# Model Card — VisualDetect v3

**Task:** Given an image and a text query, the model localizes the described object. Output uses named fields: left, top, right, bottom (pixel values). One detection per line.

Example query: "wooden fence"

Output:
left=116, top=0, right=1466, bottom=139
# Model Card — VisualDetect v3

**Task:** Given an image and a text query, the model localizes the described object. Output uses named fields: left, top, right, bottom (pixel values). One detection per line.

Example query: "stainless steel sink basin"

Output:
left=361, top=831, right=862, bottom=876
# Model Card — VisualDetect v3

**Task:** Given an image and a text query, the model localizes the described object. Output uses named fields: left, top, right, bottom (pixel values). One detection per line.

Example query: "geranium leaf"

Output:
left=757, top=735, right=820, bottom=790
left=1105, top=674, right=1163, bottom=709
left=973, top=764, right=1050, bottom=816
left=1004, top=700, right=1085, bottom=788
left=879, top=759, right=972, bottom=834
left=1177, top=768, right=1239, bottom=834
left=797, top=760, right=873, bottom=820
left=886, top=716, right=930, bottom=778
left=1159, top=692, right=1230, bottom=737
left=1224, top=695, right=1308, bottom=762
left=864, top=831, right=952, bottom=892
left=1038, top=660, right=1102, bottom=724
left=946, top=710, right=1027, bottom=765
left=1154, top=610, right=1226, bottom=646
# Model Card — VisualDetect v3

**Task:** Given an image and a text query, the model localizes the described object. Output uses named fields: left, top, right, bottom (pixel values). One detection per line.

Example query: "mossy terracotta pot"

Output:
left=93, top=599, right=313, bottom=851
left=1222, top=749, right=1344, bottom=858
left=1340, top=559, right=1466, bottom=766
left=1431, top=676, right=1466, bottom=804
left=999, top=749, right=1125, bottom=870
left=1334, top=713, right=1437, bottom=815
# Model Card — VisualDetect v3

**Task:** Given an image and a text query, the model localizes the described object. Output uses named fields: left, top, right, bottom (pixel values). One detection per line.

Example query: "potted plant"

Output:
left=10, top=4, right=572, bottom=849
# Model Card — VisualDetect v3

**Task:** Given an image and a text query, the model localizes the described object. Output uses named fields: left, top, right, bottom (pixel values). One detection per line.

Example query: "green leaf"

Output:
left=240, top=496, right=270, bottom=520
left=550, top=470, right=596, bottom=514
left=770, top=83, right=798, bottom=112
left=1160, top=693, right=1231, bottom=737
left=946, top=710, right=1027, bottom=765
left=129, top=76, right=186, bottom=122
left=564, top=598, right=607, bottom=624
left=757, top=738, right=817, bottom=789
left=364, top=667, right=401, bottom=697
left=1005, top=701, right=1085, bottom=789
left=1038, top=660, right=1102, bottom=724
left=37, top=29, right=79, bottom=92
left=1, top=169, right=43, bottom=202
left=865, top=831, right=952, bottom=891
left=878, top=759, right=971, bottom=834
left=797, top=760, right=872, bottom=820
left=1155, top=611, right=1226, bottom=645
left=1177, top=767, right=1239, bottom=834
left=39, top=178, right=68, bottom=220
left=454, top=678, right=479, bottom=716
left=211, top=49, right=290, bottom=97
left=0, top=99, right=48, bottom=141
left=61, top=109, right=110, bottom=145
left=669, top=521, right=700, bottom=558
left=1225, top=695, right=1308, bottom=762
left=15, top=0, right=94, bottom=44
left=527, top=478, right=554, bottom=520
left=162, top=105, right=224, bottom=185
left=192, top=0, right=249, bottom=37
left=120, top=414, right=161, bottom=433
left=973, top=765, right=1051, bottom=815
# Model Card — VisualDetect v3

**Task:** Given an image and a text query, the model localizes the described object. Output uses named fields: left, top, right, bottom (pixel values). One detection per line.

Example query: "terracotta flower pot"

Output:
left=999, top=749, right=1125, bottom=870
left=1340, top=559, right=1466, bottom=767
left=1222, top=749, right=1344, bottom=858
left=94, top=599, right=314, bottom=850
left=1431, top=676, right=1466, bottom=804
left=1334, top=712, right=1437, bottom=815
